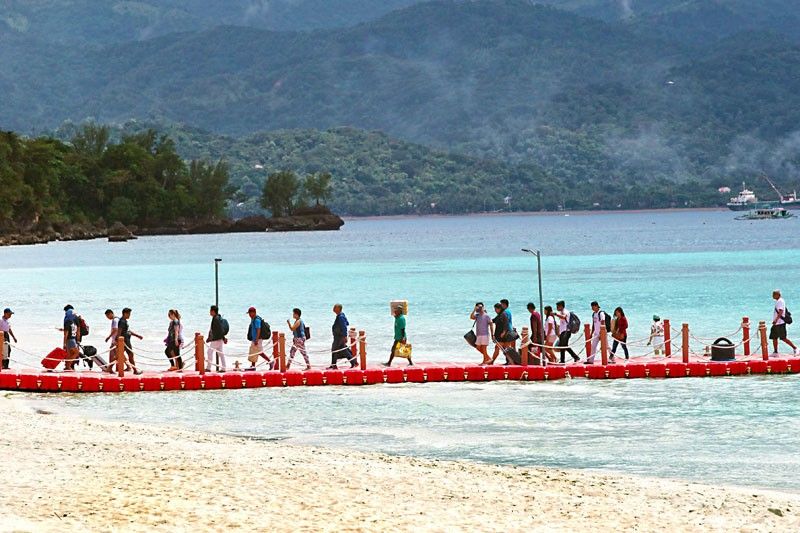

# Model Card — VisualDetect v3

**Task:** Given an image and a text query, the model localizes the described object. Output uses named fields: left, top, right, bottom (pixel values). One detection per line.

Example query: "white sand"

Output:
left=1, top=394, right=798, bottom=532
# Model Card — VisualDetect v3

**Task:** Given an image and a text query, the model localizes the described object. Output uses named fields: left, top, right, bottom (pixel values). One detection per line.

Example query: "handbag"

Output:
left=396, top=343, right=413, bottom=358
left=464, top=330, right=477, bottom=347
left=506, top=328, right=520, bottom=342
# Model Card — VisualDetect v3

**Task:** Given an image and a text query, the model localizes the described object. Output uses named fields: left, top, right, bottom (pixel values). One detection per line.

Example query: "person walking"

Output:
left=329, top=304, right=356, bottom=369
left=104, top=309, right=119, bottom=368
left=501, top=299, right=513, bottom=331
left=587, top=301, right=608, bottom=364
left=118, top=308, right=143, bottom=374
left=527, top=303, right=543, bottom=360
left=491, top=303, right=514, bottom=364
left=543, top=306, right=558, bottom=363
left=164, top=309, right=183, bottom=371
left=0, top=308, right=17, bottom=369
left=287, top=308, right=311, bottom=370
left=610, top=307, right=629, bottom=362
left=62, top=305, right=81, bottom=371
left=555, top=301, right=579, bottom=363
left=470, top=303, right=494, bottom=365
left=246, top=307, right=268, bottom=370
left=648, top=315, right=665, bottom=356
left=771, top=290, right=799, bottom=356
left=384, top=305, right=411, bottom=367
left=206, top=305, right=227, bottom=372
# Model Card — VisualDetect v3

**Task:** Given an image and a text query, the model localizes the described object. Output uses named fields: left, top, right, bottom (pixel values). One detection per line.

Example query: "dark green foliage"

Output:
left=261, top=170, right=300, bottom=217
left=0, top=125, right=230, bottom=231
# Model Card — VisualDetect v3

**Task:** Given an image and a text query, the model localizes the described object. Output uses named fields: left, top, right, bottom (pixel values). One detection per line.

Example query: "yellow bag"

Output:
left=395, top=342, right=412, bottom=359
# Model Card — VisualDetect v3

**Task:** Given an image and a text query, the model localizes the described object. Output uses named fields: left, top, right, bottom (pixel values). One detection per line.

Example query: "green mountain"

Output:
left=4, top=0, right=800, bottom=212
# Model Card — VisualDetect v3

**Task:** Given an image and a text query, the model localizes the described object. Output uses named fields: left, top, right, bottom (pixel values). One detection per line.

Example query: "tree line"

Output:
left=261, top=170, right=333, bottom=217
left=0, top=124, right=231, bottom=233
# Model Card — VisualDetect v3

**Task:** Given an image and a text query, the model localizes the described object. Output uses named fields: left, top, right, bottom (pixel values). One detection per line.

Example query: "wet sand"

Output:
left=1, top=394, right=798, bottom=532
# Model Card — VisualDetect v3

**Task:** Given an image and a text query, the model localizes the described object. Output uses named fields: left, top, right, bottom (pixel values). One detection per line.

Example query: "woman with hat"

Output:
left=648, top=315, right=665, bottom=356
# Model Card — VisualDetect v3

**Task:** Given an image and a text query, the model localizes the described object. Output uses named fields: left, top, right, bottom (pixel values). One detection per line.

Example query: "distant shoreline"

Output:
left=345, top=207, right=727, bottom=221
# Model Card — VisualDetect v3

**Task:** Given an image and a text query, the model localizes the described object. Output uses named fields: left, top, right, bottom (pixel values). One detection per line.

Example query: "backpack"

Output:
left=602, top=311, right=612, bottom=332
left=304, top=325, right=311, bottom=340
left=220, top=316, right=230, bottom=336
left=785, top=309, right=793, bottom=325
left=77, top=316, right=89, bottom=338
left=259, top=317, right=271, bottom=340
left=568, top=312, right=581, bottom=334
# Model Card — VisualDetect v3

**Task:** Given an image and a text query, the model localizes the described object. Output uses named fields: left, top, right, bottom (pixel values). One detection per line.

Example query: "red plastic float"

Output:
left=645, top=362, right=667, bottom=378
left=687, top=362, right=709, bottom=377
left=80, top=374, right=101, bottom=392
left=283, top=371, right=304, bottom=387
left=566, top=365, right=587, bottom=379
left=625, top=363, right=647, bottom=379
left=544, top=366, right=566, bottom=380
left=142, top=376, right=162, bottom=392
left=59, top=374, right=80, bottom=392
left=182, top=375, right=201, bottom=390
left=786, top=358, right=800, bottom=374
left=486, top=366, right=506, bottom=381
left=505, top=365, right=526, bottom=380
left=586, top=365, right=606, bottom=379
left=445, top=366, right=466, bottom=382
left=324, top=369, right=344, bottom=385
left=364, top=368, right=384, bottom=385
left=606, top=365, right=626, bottom=379
left=526, top=366, right=546, bottom=381
left=343, top=369, right=364, bottom=385
left=265, top=372, right=284, bottom=387
left=465, top=366, right=486, bottom=381
left=243, top=372, right=265, bottom=388
left=222, top=374, right=244, bottom=389
left=746, top=360, right=768, bottom=374
left=163, top=375, right=183, bottom=391
left=767, top=360, right=789, bottom=374
left=304, top=370, right=324, bottom=386
left=404, top=367, right=425, bottom=383
left=384, top=367, right=405, bottom=383
left=727, top=361, right=748, bottom=376
left=424, top=367, right=445, bottom=382
left=202, top=374, right=222, bottom=390
left=100, top=376, right=123, bottom=392
left=666, top=362, right=688, bottom=378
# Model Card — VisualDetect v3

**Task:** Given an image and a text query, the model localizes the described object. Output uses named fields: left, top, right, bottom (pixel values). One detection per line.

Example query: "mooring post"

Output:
left=0, top=334, right=4, bottom=373
left=601, top=328, right=609, bottom=366
left=521, top=326, right=530, bottom=366
left=359, top=330, right=367, bottom=370
left=742, top=317, right=750, bottom=357
left=278, top=333, right=286, bottom=373
left=682, top=323, right=690, bottom=363
left=583, top=323, right=591, bottom=362
left=664, top=319, right=672, bottom=357
left=195, top=333, right=205, bottom=374
left=759, top=321, right=768, bottom=360
left=116, top=336, right=125, bottom=377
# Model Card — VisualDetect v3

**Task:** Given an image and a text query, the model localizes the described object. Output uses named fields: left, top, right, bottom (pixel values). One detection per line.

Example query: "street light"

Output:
left=214, top=258, right=222, bottom=309
left=521, top=248, right=543, bottom=315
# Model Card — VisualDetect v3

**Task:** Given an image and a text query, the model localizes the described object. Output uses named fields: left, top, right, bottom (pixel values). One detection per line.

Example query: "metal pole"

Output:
left=214, top=258, right=222, bottom=308
left=537, top=251, right=543, bottom=317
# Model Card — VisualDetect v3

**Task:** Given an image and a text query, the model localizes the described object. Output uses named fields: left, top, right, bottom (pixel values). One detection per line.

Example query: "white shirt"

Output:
left=651, top=321, right=664, bottom=336
left=557, top=309, right=570, bottom=334
left=0, top=317, right=10, bottom=333
left=545, top=316, right=557, bottom=338
left=592, top=311, right=605, bottom=335
left=774, top=298, right=787, bottom=325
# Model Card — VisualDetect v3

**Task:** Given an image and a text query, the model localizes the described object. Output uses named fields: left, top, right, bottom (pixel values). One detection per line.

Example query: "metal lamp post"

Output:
left=521, top=248, right=543, bottom=314
left=214, top=258, right=222, bottom=308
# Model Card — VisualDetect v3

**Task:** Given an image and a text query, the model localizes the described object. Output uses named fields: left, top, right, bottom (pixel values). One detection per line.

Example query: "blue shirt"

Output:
left=332, top=312, right=349, bottom=338
left=248, top=316, right=263, bottom=341
left=64, top=310, right=77, bottom=340
left=293, top=320, right=306, bottom=339
left=504, top=308, right=513, bottom=330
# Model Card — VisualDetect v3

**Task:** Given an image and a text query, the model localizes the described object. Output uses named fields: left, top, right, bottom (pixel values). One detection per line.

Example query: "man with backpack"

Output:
left=587, top=301, right=609, bottom=364
left=771, top=290, right=799, bottom=356
left=0, top=308, right=17, bottom=369
left=329, top=304, right=357, bottom=369
left=207, top=305, right=228, bottom=372
left=246, top=306, right=271, bottom=369
left=62, top=305, right=81, bottom=370
left=555, top=300, right=580, bottom=363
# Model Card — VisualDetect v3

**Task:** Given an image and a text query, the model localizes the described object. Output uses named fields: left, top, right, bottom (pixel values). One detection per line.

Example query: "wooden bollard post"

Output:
left=359, top=330, right=367, bottom=370
left=195, top=333, right=205, bottom=374
left=278, top=333, right=287, bottom=373
left=520, top=326, right=530, bottom=366
left=600, top=328, right=609, bottom=366
left=583, top=323, right=591, bottom=362
left=759, top=321, right=768, bottom=360
left=742, top=317, right=750, bottom=357
left=0, top=333, right=4, bottom=373
left=349, top=328, right=358, bottom=363
left=271, top=331, right=279, bottom=364
left=116, top=336, right=125, bottom=377
left=682, top=323, right=690, bottom=363
left=663, top=319, right=672, bottom=357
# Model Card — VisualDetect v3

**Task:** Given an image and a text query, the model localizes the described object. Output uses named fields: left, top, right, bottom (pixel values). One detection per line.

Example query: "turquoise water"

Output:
left=5, top=210, right=800, bottom=489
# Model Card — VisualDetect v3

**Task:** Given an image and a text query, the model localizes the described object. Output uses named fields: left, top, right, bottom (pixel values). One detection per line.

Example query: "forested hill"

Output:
left=3, top=0, right=800, bottom=211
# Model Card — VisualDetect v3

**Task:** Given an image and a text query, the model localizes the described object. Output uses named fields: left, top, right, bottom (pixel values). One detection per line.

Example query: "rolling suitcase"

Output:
left=81, top=345, right=110, bottom=371
left=42, top=347, right=68, bottom=369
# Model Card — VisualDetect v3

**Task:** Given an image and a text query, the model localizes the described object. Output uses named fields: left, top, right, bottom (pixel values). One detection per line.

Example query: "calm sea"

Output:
left=6, top=210, right=800, bottom=490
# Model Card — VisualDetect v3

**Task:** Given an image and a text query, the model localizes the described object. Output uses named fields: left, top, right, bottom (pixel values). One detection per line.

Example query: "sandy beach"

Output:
left=1, top=394, right=798, bottom=532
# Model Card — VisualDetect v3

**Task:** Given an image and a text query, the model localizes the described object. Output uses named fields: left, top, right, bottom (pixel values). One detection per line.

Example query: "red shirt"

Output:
left=615, top=316, right=628, bottom=338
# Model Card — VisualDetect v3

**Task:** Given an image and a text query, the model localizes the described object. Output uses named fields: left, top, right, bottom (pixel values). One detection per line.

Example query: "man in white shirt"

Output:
left=105, top=309, right=120, bottom=365
left=587, top=301, right=606, bottom=364
left=771, top=290, right=799, bottom=356
left=0, top=308, right=17, bottom=369
left=555, top=300, right=579, bottom=363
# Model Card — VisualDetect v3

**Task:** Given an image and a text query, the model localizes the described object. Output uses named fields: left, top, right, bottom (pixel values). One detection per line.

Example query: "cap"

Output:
left=3, top=308, right=13, bottom=315
left=247, top=306, right=257, bottom=314
left=653, top=315, right=660, bottom=321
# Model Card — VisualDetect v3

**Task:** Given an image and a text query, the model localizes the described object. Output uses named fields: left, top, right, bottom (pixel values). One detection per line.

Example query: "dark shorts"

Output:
left=770, top=323, right=787, bottom=340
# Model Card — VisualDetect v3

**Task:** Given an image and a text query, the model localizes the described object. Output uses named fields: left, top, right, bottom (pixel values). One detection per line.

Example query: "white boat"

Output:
left=735, top=207, right=794, bottom=220
left=726, top=182, right=758, bottom=211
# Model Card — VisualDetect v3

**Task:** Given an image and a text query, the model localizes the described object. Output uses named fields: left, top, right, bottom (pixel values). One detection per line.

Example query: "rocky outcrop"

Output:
left=0, top=207, right=344, bottom=246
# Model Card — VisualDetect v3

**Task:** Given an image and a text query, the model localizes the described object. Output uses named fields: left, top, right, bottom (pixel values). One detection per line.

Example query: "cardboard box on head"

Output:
left=390, top=300, right=408, bottom=316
